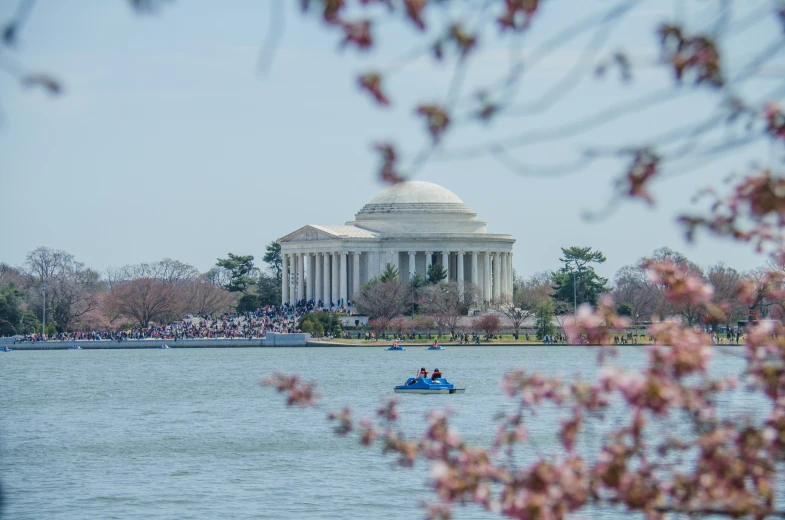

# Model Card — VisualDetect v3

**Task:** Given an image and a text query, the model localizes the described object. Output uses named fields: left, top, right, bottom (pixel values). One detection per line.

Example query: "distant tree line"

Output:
left=0, top=241, right=284, bottom=334
left=0, top=242, right=775, bottom=336
left=355, top=245, right=775, bottom=341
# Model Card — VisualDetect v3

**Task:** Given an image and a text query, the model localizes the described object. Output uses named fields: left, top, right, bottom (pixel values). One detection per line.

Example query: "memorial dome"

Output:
left=368, top=181, right=464, bottom=205
left=350, top=181, right=484, bottom=234
left=356, top=181, right=474, bottom=216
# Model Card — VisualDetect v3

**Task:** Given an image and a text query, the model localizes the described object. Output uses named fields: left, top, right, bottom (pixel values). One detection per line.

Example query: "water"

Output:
left=0, top=346, right=754, bottom=519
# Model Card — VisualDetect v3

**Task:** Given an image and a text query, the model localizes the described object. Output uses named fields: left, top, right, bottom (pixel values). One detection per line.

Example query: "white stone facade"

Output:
left=279, top=181, right=515, bottom=307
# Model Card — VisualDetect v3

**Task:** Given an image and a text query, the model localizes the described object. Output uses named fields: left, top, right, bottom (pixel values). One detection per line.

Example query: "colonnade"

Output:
left=281, top=249, right=514, bottom=308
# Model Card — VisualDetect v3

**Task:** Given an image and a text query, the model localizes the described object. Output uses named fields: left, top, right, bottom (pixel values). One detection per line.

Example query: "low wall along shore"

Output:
left=3, top=332, right=311, bottom=350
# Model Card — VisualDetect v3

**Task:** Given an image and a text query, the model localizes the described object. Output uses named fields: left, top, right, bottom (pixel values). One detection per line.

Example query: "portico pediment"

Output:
left=280, top=225, right=336, bottom=243
left=280, top=224, right=378, bottom=243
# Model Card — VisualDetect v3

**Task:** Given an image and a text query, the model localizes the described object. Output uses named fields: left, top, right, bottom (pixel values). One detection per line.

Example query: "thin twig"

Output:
left=488, top=0, right=645, bottom=112
left=256, top=0, right=284, bottom=75
left=504, top=0, right=644, bottom=117
left=443, top=87, right=682, bottom=160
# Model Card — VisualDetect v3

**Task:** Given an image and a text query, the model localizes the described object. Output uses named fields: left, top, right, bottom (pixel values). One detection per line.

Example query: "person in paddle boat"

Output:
left=431, top=368, right=443, bottom=381
left=392, top=342, right=400, bottom=349
left=409, top=367, right=428, bottom=385
left=432, top=340, right=439, bottom=348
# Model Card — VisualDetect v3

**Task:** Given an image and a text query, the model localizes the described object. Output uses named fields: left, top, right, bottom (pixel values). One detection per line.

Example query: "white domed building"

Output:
left=278, top=181, right=515, bottom=307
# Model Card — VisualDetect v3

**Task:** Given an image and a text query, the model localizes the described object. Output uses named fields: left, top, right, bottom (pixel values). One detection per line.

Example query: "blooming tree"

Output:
left=260, top=3, right=785, bottom=517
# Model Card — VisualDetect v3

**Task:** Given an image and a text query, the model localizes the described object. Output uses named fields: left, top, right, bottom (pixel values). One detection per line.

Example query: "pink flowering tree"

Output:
left=259, top=4, right=785, bottom=517
left=266, top=272, right=785, bottom=519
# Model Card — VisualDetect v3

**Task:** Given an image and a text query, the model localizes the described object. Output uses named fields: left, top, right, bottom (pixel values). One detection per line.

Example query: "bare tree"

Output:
left=182, top=278, right=234, bottom=317
left=104, top=278, right=184, bottom=328
left=553, top=299, right=574, bottom=339
left=0, top=263, right=26, bottom=288
left=24, top=247, right=102, bottom=331
left=25, top=246, right=71, bottom=283
left=50, top=262, right=102, bottom=332
left=647, top=248, right=706, bottom=326
left=104, top=258, right=199, bottom=327
left=494, top=272, right=551, bottom=337
left=108, top=259, right=198, bottom=288
left=203, top=266, right=231, bottom=288
left=707, top=263, right=746, bottom=330
left=419, top=282, right=474, bottom=336
left=356, top=279, right=409, bottom=319
left=612, top=263, right=660, bottom=326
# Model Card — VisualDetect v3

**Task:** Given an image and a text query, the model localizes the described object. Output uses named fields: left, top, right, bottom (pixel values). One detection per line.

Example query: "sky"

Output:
left=1, top=0, right=783, bottom=282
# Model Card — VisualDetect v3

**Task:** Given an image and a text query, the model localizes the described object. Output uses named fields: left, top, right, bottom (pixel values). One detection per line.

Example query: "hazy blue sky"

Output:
left=2, top=0, right=782, bottom=280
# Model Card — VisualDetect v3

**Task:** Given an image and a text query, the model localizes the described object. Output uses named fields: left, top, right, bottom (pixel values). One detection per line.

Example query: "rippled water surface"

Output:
left=1, top=346, right=751, bottom=519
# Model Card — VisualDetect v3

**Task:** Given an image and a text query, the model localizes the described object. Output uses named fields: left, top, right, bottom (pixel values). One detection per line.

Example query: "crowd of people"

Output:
left=12, top=305, right=313, bottom=343
left=287, top=299, right=354, bottom=314
left=7, top=302, right=752, bottom=345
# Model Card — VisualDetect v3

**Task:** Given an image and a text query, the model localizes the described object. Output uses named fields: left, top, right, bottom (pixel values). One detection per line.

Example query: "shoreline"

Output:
left=1, top=333, right=310, bottom=350
left=2, top=338, right=745, bottom=350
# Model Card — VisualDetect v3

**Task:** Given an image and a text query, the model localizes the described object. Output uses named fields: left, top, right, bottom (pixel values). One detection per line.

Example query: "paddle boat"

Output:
left=387, top=343, right=405, bottom=351
left=427, top=343, right=444, bottom=350
left=1, top=346, right=12, bottom=352
left=394, top=375, right=465, bottom=394
left=69, top=345, right=82, bottom=350
left=158, top=344, right=170, bottom=349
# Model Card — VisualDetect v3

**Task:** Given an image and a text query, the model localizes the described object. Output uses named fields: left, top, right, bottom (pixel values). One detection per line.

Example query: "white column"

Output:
left=499, top=252, right=505, bottom=301
left=508, top=252, right=514, bottom=297
left=289, top=254, right=296, bottom=305
left=483, top=252, right=491, bottom=303
left=305, top=253, right=316, bottom=300
left=506, top=252, right=513, bottom=299
left=408, top=251, right=416, bottom=280
left=281, top=253, right=289, bottom=305
left=471, top=251, right=478, bottom=301
left=441, top=252, right=449, bottom=280
left=353, top=252, right=361, bottom=303
left=501, top=252, right=508, bottom=300
left=340, top=252, right=348, bottom=305
left=493, top=252, right=501, bottom=301
left=297, top=253, right=305, bottom=302
left=305, top=253, right=313, bottom=302
left=332, top=252, right=339, bottom=307
left=323, top=253, right=330, bottom=308
left=457, top=251, right=464, bottom=298
left=315, top=253, right=322, bottom=305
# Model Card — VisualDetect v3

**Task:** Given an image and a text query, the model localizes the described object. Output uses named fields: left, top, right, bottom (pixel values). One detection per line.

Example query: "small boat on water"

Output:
left=1, top=346, right=12, bottom=352
left=387, top=343, right=405, bottom=351
left=158, top=344, right=170, bottom=349
left=427, top=345, right=444, bottom=350
left=69, top=345, right=82, bottom=350
left=394, top=376, right=465, bottom=394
